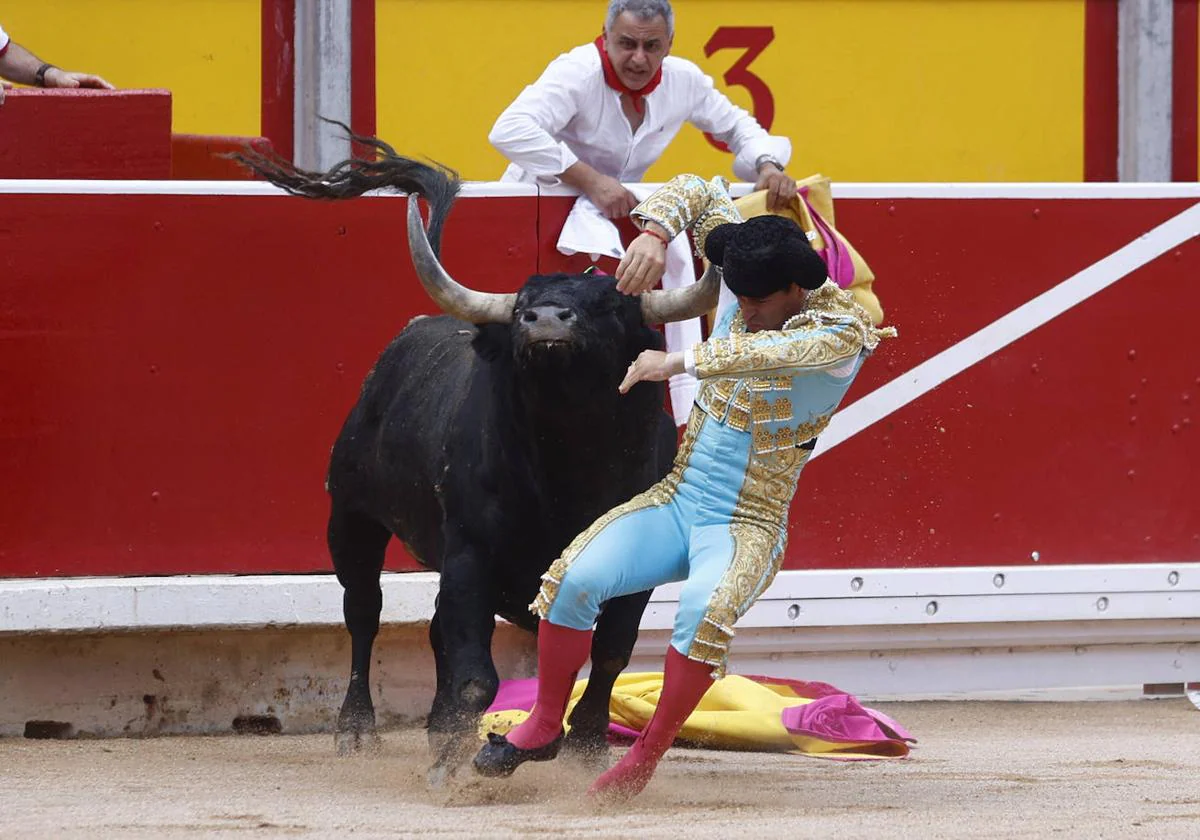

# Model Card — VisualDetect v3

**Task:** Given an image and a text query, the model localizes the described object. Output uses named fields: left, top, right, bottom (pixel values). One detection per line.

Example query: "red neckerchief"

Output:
left=594, top=35, right=662, bottom=115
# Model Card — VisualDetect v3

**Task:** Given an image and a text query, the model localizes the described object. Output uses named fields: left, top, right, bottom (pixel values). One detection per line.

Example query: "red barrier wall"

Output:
left=539, top=195, right=1200, bottom=571
left=0, top=90, right=172, bottom=180
left=1, top=187, right=1197, bottom=577
left=170, top=135, right=276, bottom=180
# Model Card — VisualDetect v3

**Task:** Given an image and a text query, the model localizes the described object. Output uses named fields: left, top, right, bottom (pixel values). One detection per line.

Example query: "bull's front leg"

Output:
left=563, top=589, right=653, bottom=764
left=426, top=537, right=500, bottom=787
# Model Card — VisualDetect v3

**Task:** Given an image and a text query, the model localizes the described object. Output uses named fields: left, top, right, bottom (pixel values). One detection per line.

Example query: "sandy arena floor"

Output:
left=3, top=700, right=1199, bottom=839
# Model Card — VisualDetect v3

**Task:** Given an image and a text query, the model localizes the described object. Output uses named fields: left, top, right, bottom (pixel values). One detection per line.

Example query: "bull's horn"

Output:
left=407, top=196, right=516, bottom=324
left=639, top=263, right=722, bottom=325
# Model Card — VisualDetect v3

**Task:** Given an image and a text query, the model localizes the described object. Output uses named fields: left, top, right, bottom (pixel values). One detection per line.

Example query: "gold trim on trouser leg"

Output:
left=686, top=446, right=810, bottom=676
left=529, top=409, right=709, bottom=619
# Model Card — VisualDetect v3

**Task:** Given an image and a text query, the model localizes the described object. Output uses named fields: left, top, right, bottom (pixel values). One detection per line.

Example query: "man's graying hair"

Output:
left=605, top=0, right=674, bottom=35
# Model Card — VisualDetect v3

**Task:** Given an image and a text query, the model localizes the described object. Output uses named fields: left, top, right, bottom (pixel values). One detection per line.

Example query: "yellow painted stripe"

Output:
left=2, top=0, right=260, bottom=135
left=5, top=0, right=1089, bottom=177
left=378, top=0, right=1086, bottom=182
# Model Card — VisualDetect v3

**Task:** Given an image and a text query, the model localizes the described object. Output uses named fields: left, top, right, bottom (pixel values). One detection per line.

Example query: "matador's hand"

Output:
left=619, top=349, right=685, bottom=394
left=615, top=231, right=667, bottom=296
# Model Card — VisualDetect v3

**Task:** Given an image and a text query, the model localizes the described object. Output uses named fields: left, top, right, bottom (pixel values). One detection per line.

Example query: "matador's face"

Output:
left=737, top=285, right=810, bottom=333
left=605, top=12, right=673, bottom=91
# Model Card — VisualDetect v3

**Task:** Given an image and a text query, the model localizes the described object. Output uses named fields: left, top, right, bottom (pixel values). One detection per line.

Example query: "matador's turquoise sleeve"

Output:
left=687, top=284, right=898, bottom=379
left=631, top=174, right=742, bottom=258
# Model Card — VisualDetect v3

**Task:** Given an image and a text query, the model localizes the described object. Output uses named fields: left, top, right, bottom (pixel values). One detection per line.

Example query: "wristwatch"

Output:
left=755, top=154, right=784, bottom=173
left=34, top=63, right=55, bottom=87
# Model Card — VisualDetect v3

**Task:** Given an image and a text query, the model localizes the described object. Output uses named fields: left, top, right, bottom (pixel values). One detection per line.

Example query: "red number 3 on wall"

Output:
left=703, top=26, right=776, bottom=153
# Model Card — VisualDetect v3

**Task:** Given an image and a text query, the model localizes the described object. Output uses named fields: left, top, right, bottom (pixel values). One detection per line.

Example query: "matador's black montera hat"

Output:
left=704, top=215, right=828, bottom=298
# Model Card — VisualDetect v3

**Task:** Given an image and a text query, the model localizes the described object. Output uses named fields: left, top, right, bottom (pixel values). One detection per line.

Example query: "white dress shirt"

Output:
left=0, top=25, right=11, bottom=55
left=490, top=43, right=791, bottom=184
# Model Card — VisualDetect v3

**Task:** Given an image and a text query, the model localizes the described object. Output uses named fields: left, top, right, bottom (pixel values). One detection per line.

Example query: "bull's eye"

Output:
left=520, top=310, right=537, bottom=322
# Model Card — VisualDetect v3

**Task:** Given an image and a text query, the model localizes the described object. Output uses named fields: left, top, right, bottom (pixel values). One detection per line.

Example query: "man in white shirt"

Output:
left=489, top=0, right=798, bottom=229
left=0, top=23, right=114, bottom=106
left=490, top=1, right=798, bottom=425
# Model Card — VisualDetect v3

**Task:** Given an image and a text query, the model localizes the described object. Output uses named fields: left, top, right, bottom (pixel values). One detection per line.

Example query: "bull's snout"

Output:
left=520, top=305, right=578, bottom=343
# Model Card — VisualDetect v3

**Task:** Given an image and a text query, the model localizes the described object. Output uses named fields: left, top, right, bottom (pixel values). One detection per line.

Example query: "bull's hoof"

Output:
left=425, top=761, right=456, bottom=789
left=334, top=728, right=381, bottom=756
left=560, top=730, right=612, bottom=771
left=472, top=731, right=563, bottom=778
left=424, top=730, right=479, bottom=788
left=427, top=763, right=463, bottom=792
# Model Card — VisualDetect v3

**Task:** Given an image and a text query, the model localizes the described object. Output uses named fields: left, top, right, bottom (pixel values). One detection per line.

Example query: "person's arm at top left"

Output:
left=0, top=33, right=113, bottom=92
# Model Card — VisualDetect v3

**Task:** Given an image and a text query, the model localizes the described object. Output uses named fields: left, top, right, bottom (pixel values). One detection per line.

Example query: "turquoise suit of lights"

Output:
left=531, top=175, right=896, bottom=677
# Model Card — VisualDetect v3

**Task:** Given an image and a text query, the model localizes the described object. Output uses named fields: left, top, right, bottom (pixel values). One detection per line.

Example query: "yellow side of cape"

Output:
left=480, top=672, right=908, bottom=760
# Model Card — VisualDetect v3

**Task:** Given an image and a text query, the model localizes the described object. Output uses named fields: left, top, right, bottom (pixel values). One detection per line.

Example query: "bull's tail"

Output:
left=234, top=120, right=460, bottom=256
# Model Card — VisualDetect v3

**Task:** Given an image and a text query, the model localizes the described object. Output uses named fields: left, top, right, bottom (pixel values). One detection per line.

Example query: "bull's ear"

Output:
left=471, top=323, right=511, bottom=362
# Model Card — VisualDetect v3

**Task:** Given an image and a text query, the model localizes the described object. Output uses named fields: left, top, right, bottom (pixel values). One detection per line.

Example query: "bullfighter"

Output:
left=473, top=173, right=897, bottom=799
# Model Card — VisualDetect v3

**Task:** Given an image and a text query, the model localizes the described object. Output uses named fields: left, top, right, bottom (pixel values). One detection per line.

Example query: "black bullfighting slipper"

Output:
left=472, top=731, right=564, bottom=777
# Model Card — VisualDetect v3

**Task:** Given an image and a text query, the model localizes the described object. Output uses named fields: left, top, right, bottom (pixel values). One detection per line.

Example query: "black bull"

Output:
left=240, top=135, right=719, bottom=780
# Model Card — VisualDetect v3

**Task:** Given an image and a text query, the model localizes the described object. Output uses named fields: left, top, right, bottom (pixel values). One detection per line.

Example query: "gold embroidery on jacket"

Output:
left=686, top=447, right=808, bottom=675
left=773, top=397, right=792, bottom=422
left=694, top=284, right=894, bottom=382
left=631, top=174, right=741, bottom=257
left=693, top=286, right=900, bottom=454
left=694, top=320, right=864, bottom=379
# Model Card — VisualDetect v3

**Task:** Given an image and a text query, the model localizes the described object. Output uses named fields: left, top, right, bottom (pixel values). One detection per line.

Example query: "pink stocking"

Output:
left=588, top=645, right=714, bottom=800
left=504, top=620, right=592, bottom=750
